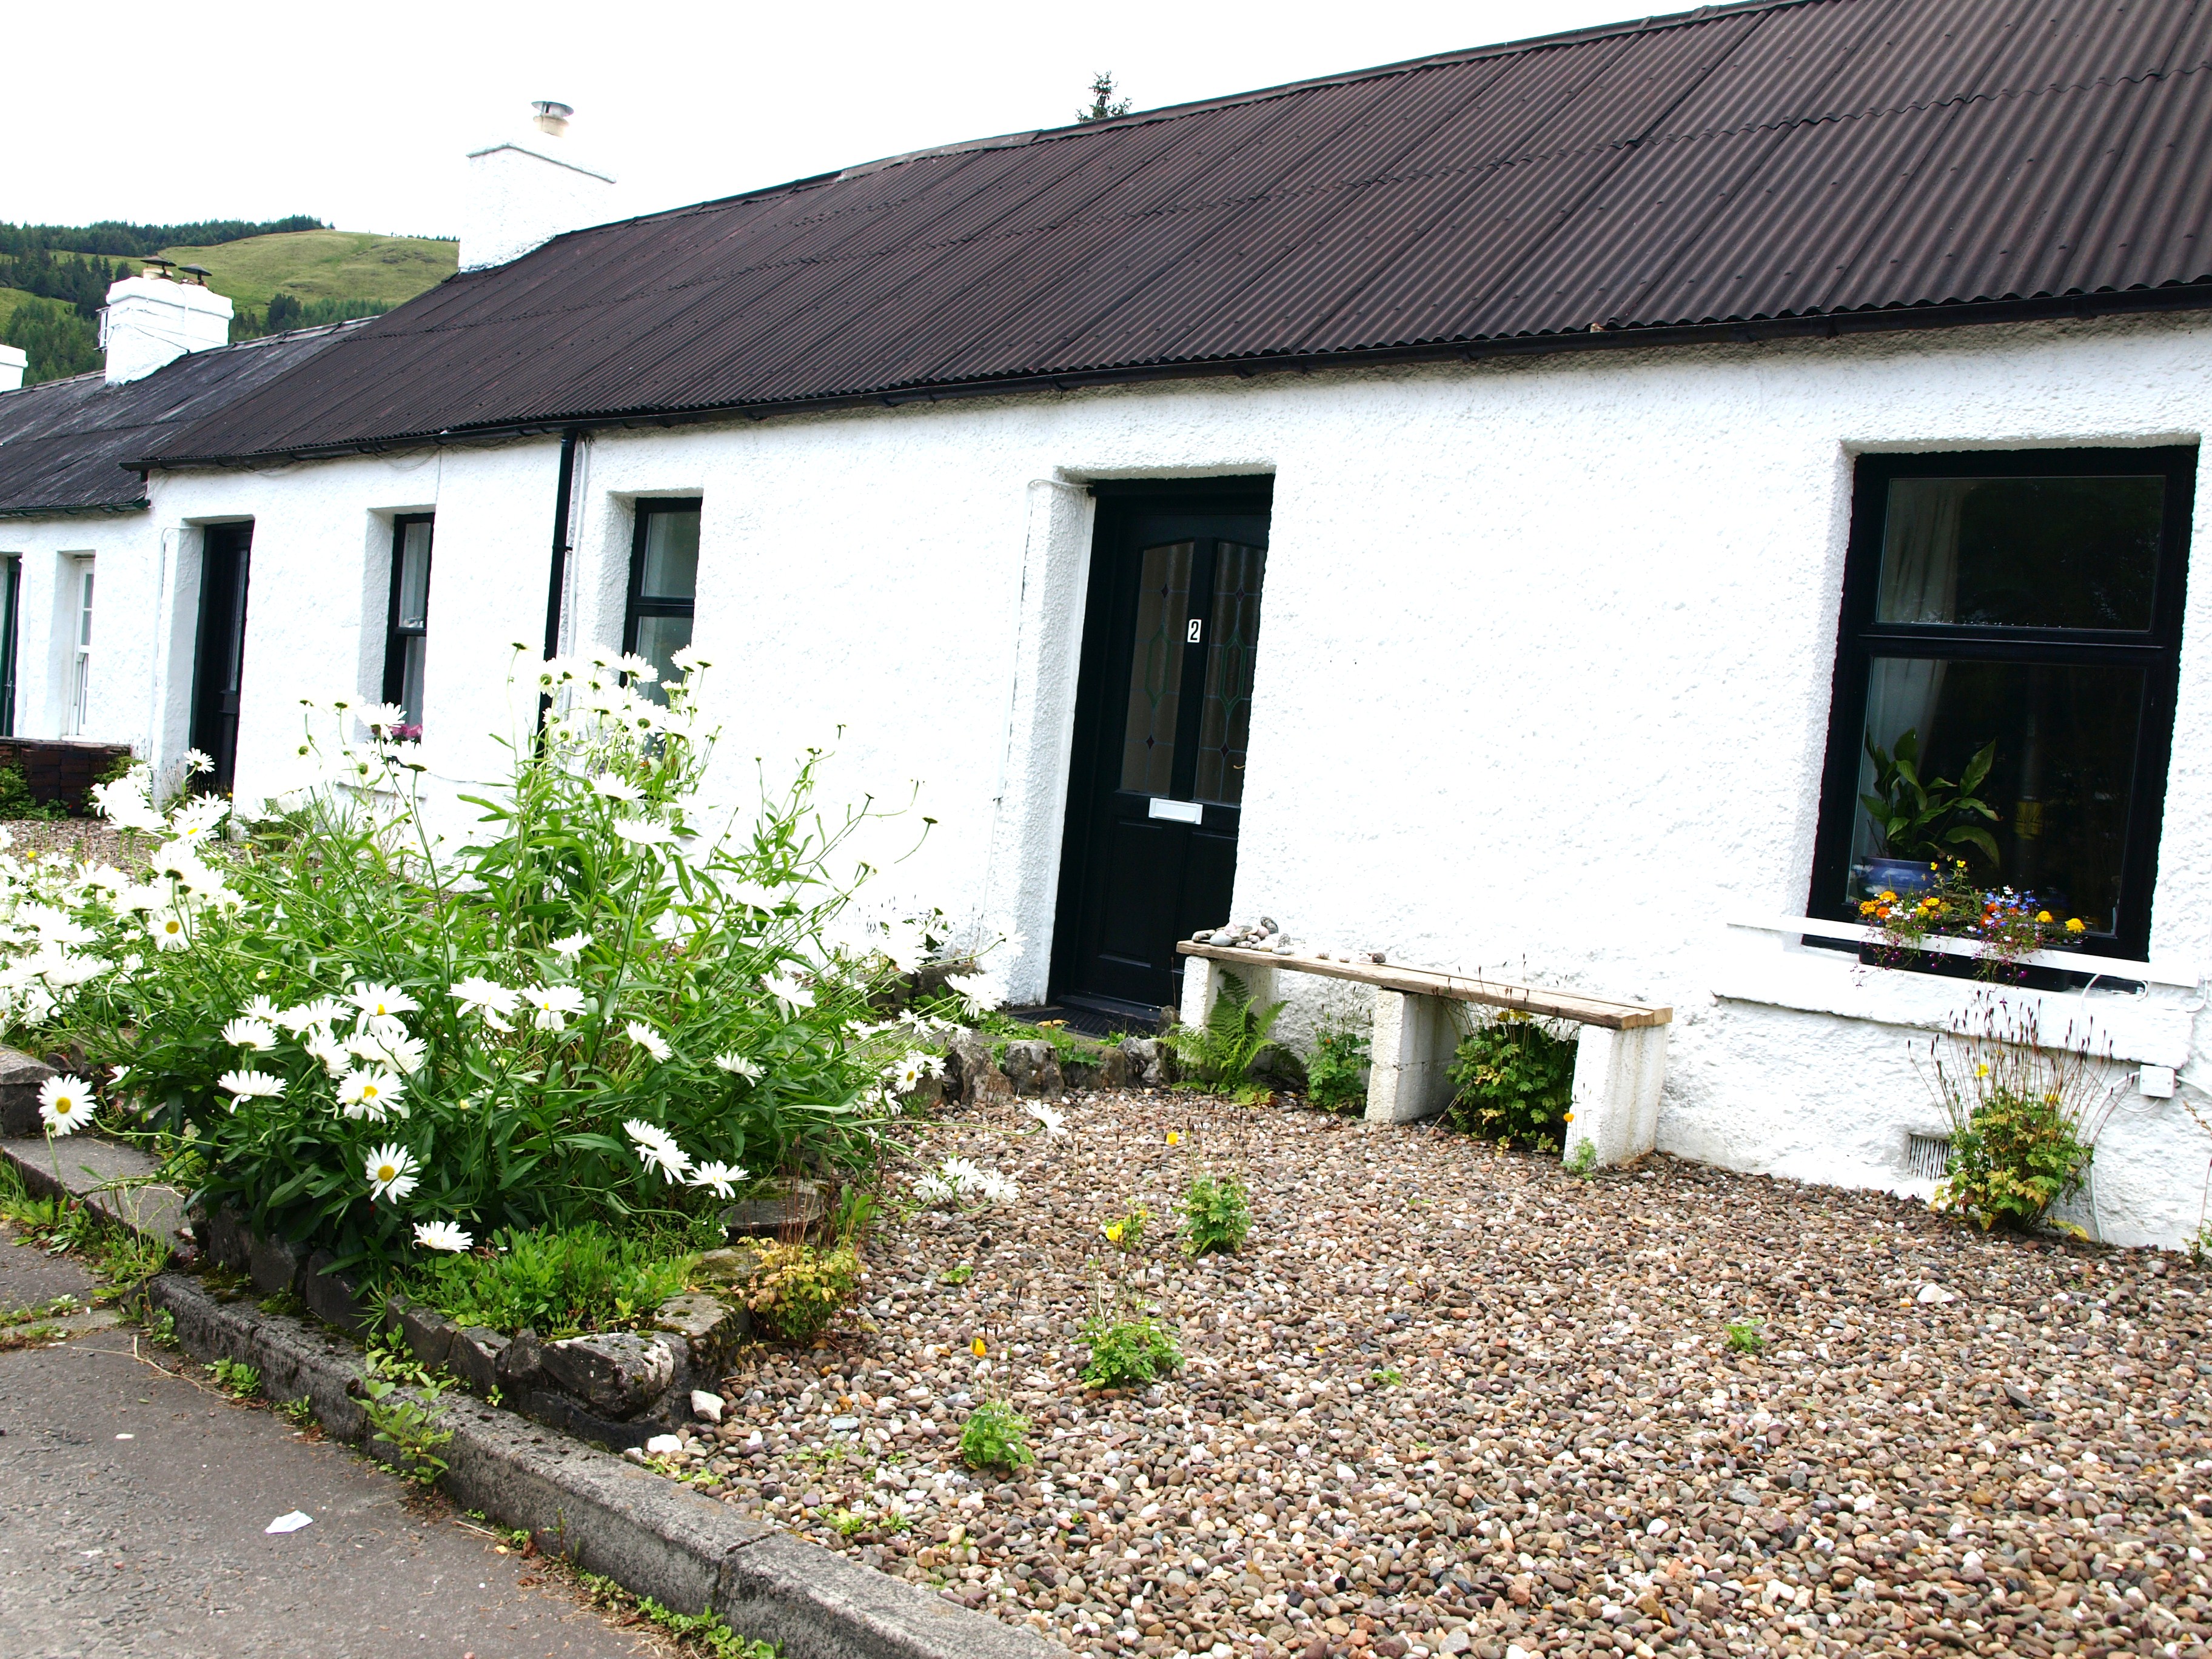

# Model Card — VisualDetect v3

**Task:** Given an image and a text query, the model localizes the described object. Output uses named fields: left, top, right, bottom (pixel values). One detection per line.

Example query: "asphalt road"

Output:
left=0, top=1223, right=662, bottom=1659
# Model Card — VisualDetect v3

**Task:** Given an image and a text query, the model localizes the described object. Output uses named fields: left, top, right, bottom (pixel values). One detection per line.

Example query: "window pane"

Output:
left=1848, top=656, right=2147, bottom=934
left=78, top=567, right=93, bottom=647
left=631, top=612, right=693, bottom=703
left=639, top=508, right=700, bottom=600
left=1118, top=540, right=1193, bottom=796
left=1193, top=541, right=1265, bottom=805
left=397, top=635, right=426, bottom=731
left=1877, top=476, right=2161, bottom=629
left=397, top=521, right=432, bottom=628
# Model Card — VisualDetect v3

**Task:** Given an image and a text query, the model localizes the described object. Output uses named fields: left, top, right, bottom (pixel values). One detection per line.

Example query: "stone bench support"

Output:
left=1177, top=943, right=1672, bottom=1167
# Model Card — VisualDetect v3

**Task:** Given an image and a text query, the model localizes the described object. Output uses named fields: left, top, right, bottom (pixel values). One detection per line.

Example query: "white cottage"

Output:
left=13, top=0, right=2212, bottom=1244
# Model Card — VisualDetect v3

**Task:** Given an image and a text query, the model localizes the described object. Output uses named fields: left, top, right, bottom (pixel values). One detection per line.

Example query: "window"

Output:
left=1809, top=449, right=2196, bottom=961
left=623, top=500, right=699, bottom=702
left=382, top=515, right=433, bottom=736
left=0, top=554, right=18, bottom=737
left=69, top=557, right=93, bottom=736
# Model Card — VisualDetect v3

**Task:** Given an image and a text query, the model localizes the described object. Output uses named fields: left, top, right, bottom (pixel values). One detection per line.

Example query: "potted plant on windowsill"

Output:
left=1855, top=729, right=2002, bottom=898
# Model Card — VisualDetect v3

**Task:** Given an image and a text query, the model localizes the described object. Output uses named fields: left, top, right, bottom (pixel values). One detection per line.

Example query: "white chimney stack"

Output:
left=458, top=99, right=617, bottom=273
left=100, top=266, right=233, bottom=385
left=0, top=345, right=24, bottom=392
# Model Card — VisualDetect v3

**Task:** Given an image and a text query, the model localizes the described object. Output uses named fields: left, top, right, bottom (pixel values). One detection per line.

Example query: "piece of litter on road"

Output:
left=115, top=1433, right=133, bottom=1439
left=264, top=1511, right=313, bottom=1534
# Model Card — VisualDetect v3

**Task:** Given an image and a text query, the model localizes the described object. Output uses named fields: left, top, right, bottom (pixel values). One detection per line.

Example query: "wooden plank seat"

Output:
left=1176, top=941, right=1673, bottom=1167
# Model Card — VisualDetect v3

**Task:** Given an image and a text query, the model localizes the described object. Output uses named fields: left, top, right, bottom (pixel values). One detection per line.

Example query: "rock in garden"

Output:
left=655, top=1292, right=749, bottom=1369
left=1119, top=1037, right=1177, bottom=1087
left=719, top=1178, right=826, bottom=1237
left=1917, top=1281, right=1959, bottom=1303
left=999, top=1039, right=1065, bottom=1098
left=541, top=1332, right=678, bottom=1419
left=398, top=1301, right=454, bottom=1369
left=0, top=1045, right=55, bottom=1137
left=1095, top=1045, right=1131, bottom=1090
left=247, top=1231, right=306, bottom=1299
left=945, top=1028, right=1014, bottom=1105
left=447, top=1327, right=507, bottom=1395
left=644, top=1433, right=683, bottom=1455
left=495, top=1328, right=549, bottom=1390
left=691, top=1389, right=725, bottom=1423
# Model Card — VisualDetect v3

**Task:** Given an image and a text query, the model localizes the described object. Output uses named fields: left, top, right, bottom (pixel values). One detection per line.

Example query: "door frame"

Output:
left=189, top=521, right=254, bottom=796
left=1047, top=475, right=1275, bottom=1012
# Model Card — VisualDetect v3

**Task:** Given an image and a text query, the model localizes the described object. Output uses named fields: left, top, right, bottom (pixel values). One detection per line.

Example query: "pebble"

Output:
left=655, top=1090, right=2212, bottom=1659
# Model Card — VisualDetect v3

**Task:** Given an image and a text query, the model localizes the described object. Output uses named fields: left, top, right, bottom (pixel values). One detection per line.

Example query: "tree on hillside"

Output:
left=4, top=299, right=100, bottom=385
left=1078, top=72, right=1133, bottom=122
left=230, top=293, right=394, bottom=343
left=0, top=217, right=327, bottom=260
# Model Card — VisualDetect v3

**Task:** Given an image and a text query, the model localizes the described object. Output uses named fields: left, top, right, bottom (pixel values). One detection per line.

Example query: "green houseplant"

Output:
left=1858, top=728, right=2002, bottom=880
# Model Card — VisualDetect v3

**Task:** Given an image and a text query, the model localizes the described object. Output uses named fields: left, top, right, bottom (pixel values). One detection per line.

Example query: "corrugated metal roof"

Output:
left=146, top=0, right=2212, bottom=467
left=0, top=323, right=360, bottom=514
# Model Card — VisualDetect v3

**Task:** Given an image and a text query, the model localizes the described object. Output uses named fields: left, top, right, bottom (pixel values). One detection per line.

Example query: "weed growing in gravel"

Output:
left=1165, top=972, right=1284, bottom=1094
left=1369, top=1366, right=1406, bottom=1387
left=1080, top=1314, right=1182, bottom=1388
left=939, top=1262, right=974, bottom=1286
left=745, top=1241, right=862, bottom=1342
left=210, top=1356, right=261, bottom=1396
left=1564, top=1138, right=1598, bottom=1178
left=1445, top=1012, right=1577, bottom=1151
left=958, top=1395, right=1036, bottom=1471
left=360, top=1375, right=453, bottom=1487
left=1923, top=998, right=2112, bottom=1232
left=575, top=1569, right=779, bottom=1658
left=0, top=1293, right=80, bottom=1327
left=1726, top=1321, right=1765, bottom=1353
left=1305, top=1024, right=1370, bottom=1113
left=278, top=1395, right=315, bottom=1426
left=141, top=1307, right=176, bottom=1345
left=1180, top=1173, right=1251, bottom=1256
left=1100, top=1202, right=1149, bottom=1253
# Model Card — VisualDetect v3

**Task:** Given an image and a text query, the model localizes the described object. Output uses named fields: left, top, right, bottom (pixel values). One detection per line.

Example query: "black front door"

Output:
left=190, top=523, right=253, bottom=795
left=1051, top=478, right=1273, bottom=1014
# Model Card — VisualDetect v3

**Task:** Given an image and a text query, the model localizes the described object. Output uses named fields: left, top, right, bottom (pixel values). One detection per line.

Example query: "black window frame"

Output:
left=623, top=497, right=701, bottom=673
left=381, top=512, right=434, bottom=730
left=1808, top=446, right=2197, bottom=964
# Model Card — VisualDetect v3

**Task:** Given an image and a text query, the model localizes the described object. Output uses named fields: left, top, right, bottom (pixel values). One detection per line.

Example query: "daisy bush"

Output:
left=0, top=647, right=955, bottom=1272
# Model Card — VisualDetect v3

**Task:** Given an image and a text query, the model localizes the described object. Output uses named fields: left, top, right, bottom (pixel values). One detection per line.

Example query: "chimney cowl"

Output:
left=100, top=275, right=233, bottom=384
left=531, top=99, right=574, bottom=136
left=458, top=101, right=617, bottom=272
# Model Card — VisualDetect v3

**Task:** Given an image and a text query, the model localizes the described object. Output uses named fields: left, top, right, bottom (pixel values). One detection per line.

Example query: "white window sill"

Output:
left=1715, top=916, right=2203, bottom=1067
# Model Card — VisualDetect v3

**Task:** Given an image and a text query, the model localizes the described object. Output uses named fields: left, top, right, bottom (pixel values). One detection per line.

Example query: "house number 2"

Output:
left=1187, top=618, right=1203, bottom=644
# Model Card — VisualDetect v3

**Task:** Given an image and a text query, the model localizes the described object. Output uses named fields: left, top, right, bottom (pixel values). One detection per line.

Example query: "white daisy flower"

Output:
left=611, top=817, right=676, bottom=846
left=669, top=644, right=712, bottom=672
left=686, top=1160, right=746, bottom=1199
left=549, top=931, right=590, bottom=959
left=305, top=1034, right=350, bottom=1080
left=218, top=1069, right=286, bottom=1100
left=360, top=702, right=411, bottom=737
left=183, top=748, right=216, bottom=774
left=146, top=910, right=193, bottom=951
left=612, top=651, right=660, bottom=682
left=364, top=1142, right=419, bottom=1203
left=242, top=994, right=283, bottom=1024
left=221, top=1016, right=278, bottom=1051
left=523, top=984, right=587, bottom=1031
left=338, top=1068, right=406, bottom=1121
left=449, top=976, right=518, bottom=1019
left=349, top=982, right=419, bottom=1022
left=761, top=971, right=813, bottom=1014
left=412, top=1221, right=473, bottom=1253
left=277, top=997, right=347, bottom=1034
left=37, top=1074, right=96, bottom=1136
left=625, top=1020, right=672, bottom=1063
left=977, top=1172, right=1021, bottom=1205
left=107, top=1064, right=132, bottom=1086
left=891, top=1055, right=925, bottom=1091
left=911, top=1171, right=956, bottom=1206
left=714, top=1051, right=765, bottom=1081
left=623, top=1118, right=691, bottom=1184
left=592, top=775, right=644, bottom=802
left=1022, top=1100, right=1068, bottom=1136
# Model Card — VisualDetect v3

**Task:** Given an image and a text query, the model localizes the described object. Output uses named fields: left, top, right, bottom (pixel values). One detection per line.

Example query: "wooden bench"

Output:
left=1176, top=942, right=1673, bottom=1167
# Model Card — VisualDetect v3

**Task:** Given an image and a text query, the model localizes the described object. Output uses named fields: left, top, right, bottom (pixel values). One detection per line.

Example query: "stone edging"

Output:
left=0, top=1135, right=1062, bottom=1659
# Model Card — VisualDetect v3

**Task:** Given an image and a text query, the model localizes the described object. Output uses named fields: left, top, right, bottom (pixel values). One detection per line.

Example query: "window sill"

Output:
left=1715, top=916, right=2202, bottom=1066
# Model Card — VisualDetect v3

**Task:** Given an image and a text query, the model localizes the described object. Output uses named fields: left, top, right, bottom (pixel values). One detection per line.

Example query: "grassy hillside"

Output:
left=158, top=229, right=455, bottom=312
left=0, top=287, right=48, bottom=331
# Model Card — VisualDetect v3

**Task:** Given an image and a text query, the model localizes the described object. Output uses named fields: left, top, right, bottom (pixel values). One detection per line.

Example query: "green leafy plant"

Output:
left=278, top=1395, right=315, bottom=1426
left=1164, top=972, right=1284, bottom=1094
left=1564, top=1138, right=1597, bottom=1179
left=1180, top=1173, right=1250, bottom=1256
left=958, top=1397, right=1036, bottom=1471
left=1446, top=1013, right=1578, bottom=1151
left=1079, top=1315, right=1182, bottom=1388
left=360, top=1376, right=453, bottom=1487
left=0, top=652, right=936, bottom=1277
left=401, top=1221, right=701, bottom=1338
left=1369, top=1366, right=1404, bottom=1388
left=575, top=1572, right=779, bottom=1658
left=1725, top=1322, right=1765, bottom=1353
left=1305, top=1024, right=1369, bottom=1113
left=1924, top=997, right=2111, bottom=1232
left=939, top=1262, right=974, bottom=1286
left=1099, top=1202, right=1148, bottom=1253
left=0, top=762, right=65, bottom=822
left=141, top=1307, right=176, bottom=1346
left=1859, top=728, right=2002, bottom=870
left=210, top=1356, right=261, bottom=1397
left=744, top=1241, right=862, bottom=1342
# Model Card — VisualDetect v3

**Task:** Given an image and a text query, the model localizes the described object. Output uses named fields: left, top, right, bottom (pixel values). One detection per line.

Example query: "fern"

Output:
left=1165, top=972, right=1285, bottom=1093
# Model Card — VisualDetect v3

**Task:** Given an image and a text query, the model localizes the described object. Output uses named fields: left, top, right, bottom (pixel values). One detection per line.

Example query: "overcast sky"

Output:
left=6, top=0, right=1646, bottom=236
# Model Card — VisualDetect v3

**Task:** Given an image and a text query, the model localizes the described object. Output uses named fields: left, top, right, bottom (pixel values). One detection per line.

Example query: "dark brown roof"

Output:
left=0, top=323, right=359, bottom=514
left=148, top=0, right=2212, bottom=467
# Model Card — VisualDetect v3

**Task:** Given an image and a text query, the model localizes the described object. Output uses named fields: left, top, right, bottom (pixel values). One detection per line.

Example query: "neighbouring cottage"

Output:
left=7, top=0, right=2212, bottom=1244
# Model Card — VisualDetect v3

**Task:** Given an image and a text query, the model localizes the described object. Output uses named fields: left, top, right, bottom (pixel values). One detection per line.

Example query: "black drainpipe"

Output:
left=537, top=427, right=580, bottom=731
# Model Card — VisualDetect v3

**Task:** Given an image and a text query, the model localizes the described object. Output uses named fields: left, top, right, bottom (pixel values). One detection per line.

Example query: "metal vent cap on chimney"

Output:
left=531, top=100, right=573, bottom=137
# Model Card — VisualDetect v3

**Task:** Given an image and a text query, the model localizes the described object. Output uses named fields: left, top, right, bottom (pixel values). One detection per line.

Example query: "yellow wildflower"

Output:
left=2066, top=917, right=2086, bottom=934
left=1166, top=1130, right=1181, bottom=1145
left=971, top=1336, right=987, bottom=1357
left=2037, top=911, right=2053, bottom=923
left=1102, top=1220, right=1125, bottom=1244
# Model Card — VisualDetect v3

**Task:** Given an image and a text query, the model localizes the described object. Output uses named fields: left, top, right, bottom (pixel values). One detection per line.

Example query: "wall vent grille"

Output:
left=1905, top=1131, right=1953, bottom=1182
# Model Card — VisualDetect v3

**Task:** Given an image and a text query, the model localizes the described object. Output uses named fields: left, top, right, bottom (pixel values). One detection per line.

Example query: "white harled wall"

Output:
left=60, top=309, right=2212, bottom=1247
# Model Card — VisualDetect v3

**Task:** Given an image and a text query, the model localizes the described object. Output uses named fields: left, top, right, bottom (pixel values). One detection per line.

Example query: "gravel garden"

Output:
left=646, top=1088, right=2212, bottom=1659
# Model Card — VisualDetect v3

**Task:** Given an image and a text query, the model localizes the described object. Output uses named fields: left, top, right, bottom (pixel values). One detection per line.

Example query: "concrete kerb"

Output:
left=0, top=1135, right=1064, bottom=1659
